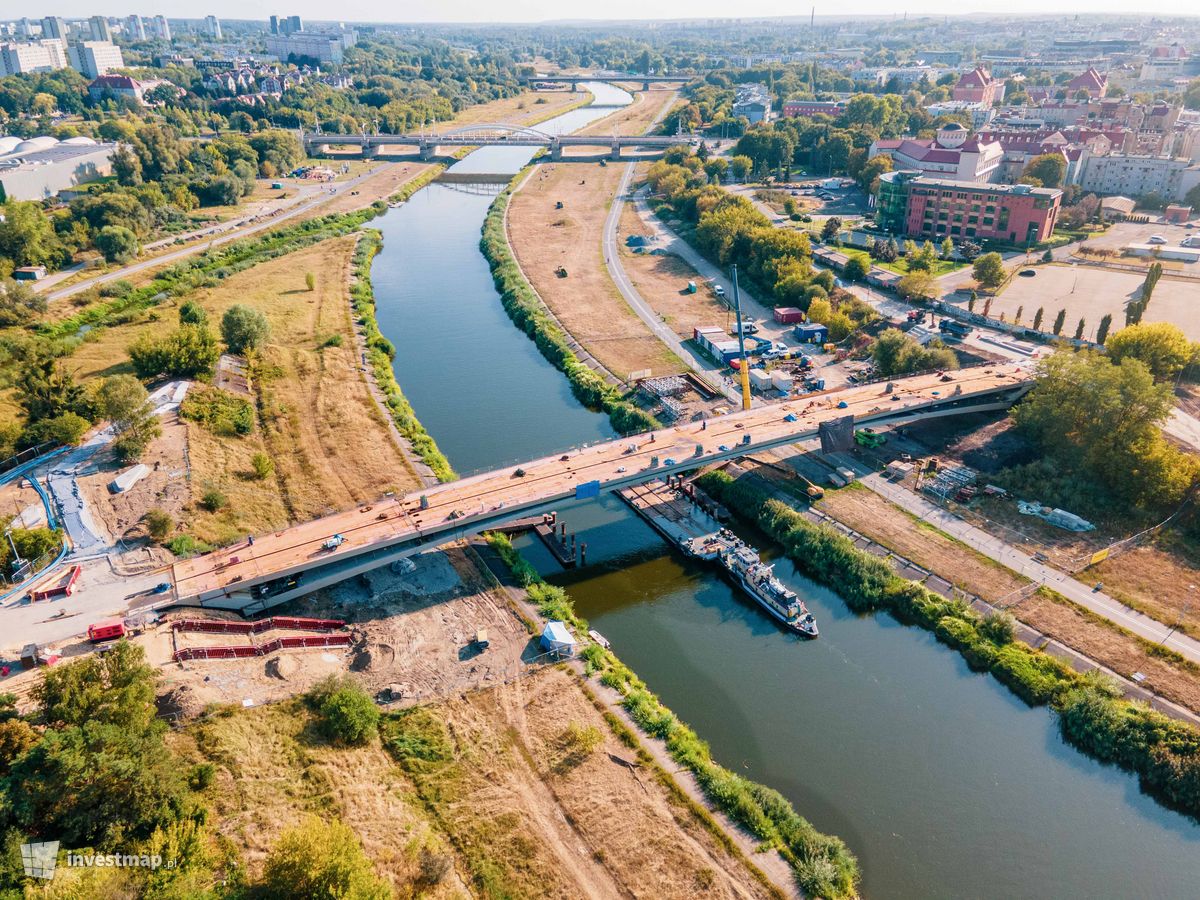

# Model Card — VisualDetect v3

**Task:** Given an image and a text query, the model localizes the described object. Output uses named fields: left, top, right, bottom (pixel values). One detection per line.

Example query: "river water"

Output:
left=370, top=86, right=1200, bottom=897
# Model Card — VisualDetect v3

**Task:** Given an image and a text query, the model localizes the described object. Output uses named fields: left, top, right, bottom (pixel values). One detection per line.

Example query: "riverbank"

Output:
left=698, top=468, right=1200, bottom=822
left=480, top=172, right=659, bottom=435
left=485, top=531, right=861, bottom=898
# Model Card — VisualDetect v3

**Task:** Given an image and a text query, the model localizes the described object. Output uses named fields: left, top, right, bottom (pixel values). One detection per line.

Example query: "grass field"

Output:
left=68, top=237, right=420, bottom=545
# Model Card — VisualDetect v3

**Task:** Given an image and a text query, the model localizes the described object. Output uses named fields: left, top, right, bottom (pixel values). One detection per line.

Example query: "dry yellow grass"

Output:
left=68, top=237, right=418, bottom=545
left=171, top=699, right=466, bottom=896
left=578, top=89, right=679, bottom=137
left=1087, top=535, right=1200, bottom=636
left=508, top=163, right=683, bottom=379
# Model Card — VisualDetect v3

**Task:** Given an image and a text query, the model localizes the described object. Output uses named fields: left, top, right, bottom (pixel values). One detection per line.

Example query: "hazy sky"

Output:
left=26, top=2, right=1192, bottom=23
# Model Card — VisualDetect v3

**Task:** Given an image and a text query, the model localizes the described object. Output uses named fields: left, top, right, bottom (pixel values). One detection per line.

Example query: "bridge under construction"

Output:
left=170, top=365, right=1032, bottom=614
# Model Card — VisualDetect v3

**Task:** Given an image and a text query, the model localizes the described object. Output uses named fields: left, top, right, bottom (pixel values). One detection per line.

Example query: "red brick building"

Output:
left=1067, top=67, right=1108, bottom=99
left=781, top=99, right=847, bottom=119
left=952, top=67, right=1003, bottom=106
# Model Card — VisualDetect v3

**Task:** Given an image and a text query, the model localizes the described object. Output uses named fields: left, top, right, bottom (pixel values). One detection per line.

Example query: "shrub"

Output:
left=144, top=508, right=172, bottom=542
left=221, top=304, right=270, bottom=354
left=259, top=817, right=391, bottom=900
left=199, top=489, right=227, bottom=512
left=165, top=533, right=212, bottom=556
left=305, top=272, right=315, bottom=292
left=180, top=385, right=254, bottom=436
left=251, top=452, right=274, bottom=480
left=309, top=676, right=380, bottom=746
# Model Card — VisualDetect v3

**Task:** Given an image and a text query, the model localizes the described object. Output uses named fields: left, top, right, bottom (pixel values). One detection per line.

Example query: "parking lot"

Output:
left=1077, top=219, right=1198, bottom=254
left=974, top=261, right=1200, bottom=341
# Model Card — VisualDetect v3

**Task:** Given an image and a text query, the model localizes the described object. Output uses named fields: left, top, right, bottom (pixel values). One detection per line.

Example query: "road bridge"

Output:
left=302, top=123, right=693, bottom=162
left=527, top=74, right=690, bottom=91
left=170, top=365, right=1032, bottom=614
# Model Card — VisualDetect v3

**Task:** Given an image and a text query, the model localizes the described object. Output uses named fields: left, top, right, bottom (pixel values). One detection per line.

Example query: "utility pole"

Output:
left=731, top=265, right=752, bottom=411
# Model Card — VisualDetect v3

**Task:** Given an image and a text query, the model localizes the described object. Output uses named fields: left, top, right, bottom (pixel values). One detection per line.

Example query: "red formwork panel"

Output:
left=172, top=616, right=346, bottom=635
left=172, top=633, right=351, bottom=663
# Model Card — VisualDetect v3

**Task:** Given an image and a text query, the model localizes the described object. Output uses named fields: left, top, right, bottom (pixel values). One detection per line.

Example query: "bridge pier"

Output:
left=610, top=143, right=621, bottom=161
left=643, top=80, right=651, bottom=92
left=419, top=140, right=437, bottom=161
left=550, top=141, right=563, bottom=162
left=360, top=144, right=380, bottom=159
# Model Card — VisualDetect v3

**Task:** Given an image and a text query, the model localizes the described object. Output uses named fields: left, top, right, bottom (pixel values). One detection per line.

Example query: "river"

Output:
left=369, top=85, right=1200, bottom=897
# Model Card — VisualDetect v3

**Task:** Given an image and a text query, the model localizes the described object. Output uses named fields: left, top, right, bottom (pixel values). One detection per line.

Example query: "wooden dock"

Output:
left=489, top=513, right=578, bottom=567
left=619, top=478, right=723, bottom=549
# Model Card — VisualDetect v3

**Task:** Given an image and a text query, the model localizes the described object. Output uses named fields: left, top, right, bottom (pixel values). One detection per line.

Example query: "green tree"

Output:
left=178, top=299, right=207, bottom=326
left=1074, top=318, right=1086, bottom=341
left=1052, top=309, right=1066, bottom=335
left=972, top=252, right=1006, bottom=289
left=1096, top=313, right=1113, bottom=346
left=221, top=305, right=270, bottom=354
left=129, top=325, right=220, bottom=380
left=856, top=153, right=893, bottom=193
left=1033, top=307, right=1045, bottom=331
left=309, top=676, right=380, bottom=746
left=871, top=328, right=958, bottom=377
left=305, top=272, right=316, bottom=292
left=820, top=217, right=842, bottom=242
left=259, top=817, right=392, bottom=900
left=0, top=200, right=62, bottom=269
left=1106, top=322, right=1196, bottom=381
left=729, top=155, right=753, bottom=181
left=252, top=452, right=274, bottom=480
left=98, top=375, right=161, bottom=463
left=0, top=278, right=47, bottom=326
left=145, top=508, right=172, bottom=541
left=844, top=255, right=869, bottom=281
left=1021, top=153, right=1066, bottom=188
left=940, top=237, right=954, bottom=259
left=94, top=225, right=140, bottom=264
left=896, top=270, right=935, bottom=301
left=703, top=157, right=728, bottom=184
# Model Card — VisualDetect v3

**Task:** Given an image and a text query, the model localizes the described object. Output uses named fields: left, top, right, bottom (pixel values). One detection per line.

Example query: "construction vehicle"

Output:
left=855, top=428, right=887, bottom=449
left=938, top=318, right=972, bottom=338
left=797, top=475, right=825, bottom=500
left=322, top=534, right=346, bottom=552
left=555, top=266, right=568, bottom=278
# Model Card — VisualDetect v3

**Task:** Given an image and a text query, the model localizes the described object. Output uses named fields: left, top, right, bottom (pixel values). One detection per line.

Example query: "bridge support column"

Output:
left=550, top=141, right=563, bottom=162
left=643, top=80, right=651, bottom=92
left=610, top=143, right=621, bottom=161
left=360, top=144, right=380, bottom=159
left=313, top=143, right=331, bottom=158
left=419, top=140, right=436, bottom=161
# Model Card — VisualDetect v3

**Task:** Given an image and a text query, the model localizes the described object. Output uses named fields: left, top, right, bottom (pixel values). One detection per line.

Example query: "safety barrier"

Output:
left=171, top=616, right=346, bottom=634
left=172, top=633, right=352, bottom=662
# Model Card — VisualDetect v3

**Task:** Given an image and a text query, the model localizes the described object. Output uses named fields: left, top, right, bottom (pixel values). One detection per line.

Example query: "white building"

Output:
left=870, top=123, right=1005, bottom=184
left=265, top=30, right=354, bottom=64
left=148, top=15, right=171, bottom=41
left=40, top=17, right=66, bottom=40
left=125, top=15, right=146, bottom=41
left=0, top=39, right=68, bottom=76
left=88, top=15, right=112, bottom=43
left=0, top=135, right=115, bottom=201
left=204, top=16, right=222, bottom=39
left=69, top=41, right=124, bottom=78
left=1080, top=154, right=1200, bottom=203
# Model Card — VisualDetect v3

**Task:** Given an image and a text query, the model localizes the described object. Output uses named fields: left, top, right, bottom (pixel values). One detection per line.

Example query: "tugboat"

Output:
left=719, top=543, right=819, bottom=638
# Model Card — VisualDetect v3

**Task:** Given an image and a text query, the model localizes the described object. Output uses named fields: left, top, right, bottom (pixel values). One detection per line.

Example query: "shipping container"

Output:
left=794, top=323, right=829, bottom=343
left=771, top=371, right=795, bottom=392
left=774, top=306, right=806, bottom=324
left=88, top=618, right=126, bottom=643
left=749, top=369, right=773, bottom=392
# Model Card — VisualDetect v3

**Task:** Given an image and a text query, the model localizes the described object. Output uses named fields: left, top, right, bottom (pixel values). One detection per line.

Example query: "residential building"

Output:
left=869, top=123, right=1004, bottom=184
left=782, top=100, right=847, bottom=119
left=88, top=74, right=179, bottom=105
left=40, top=17, right=66, bottom=40
left=270, top=14, right=303, bottom=35
left=0, top=39, right=68, bottom=76
left=204, top=16, right=222, bottom=39
left=69, top=41, right=124, bottom=78
left=869, top=65, right=936, bottom=87
left=732, top=84, right=771, bottom=124
left=265, top=29, right=354, bottom=65
left=918, top=50, right=963, bottom=66
left=148, top=15, right=171, bottom=41
left=1140, top=45, right=1199, bottom=84
left=952, top=67, right=1004, bottom=106
left=153, top=53, right=194, bottom=68
left=88, top=15, right=112, bottom=43
left=0, top=135, right=115, bottom=202
left=1067, top=67, right=1108, bottom=99
left=1080, top=153, right=1200, bottom=203
left=924, top=100, right=996, bottom=130
left=125, top=15, right=146, bottom=41
left=875, top=170, right=1061, bottom=245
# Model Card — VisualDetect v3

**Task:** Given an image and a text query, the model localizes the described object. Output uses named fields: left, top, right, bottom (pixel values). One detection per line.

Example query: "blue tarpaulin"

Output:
left=575, top=480, right=601, bottom=499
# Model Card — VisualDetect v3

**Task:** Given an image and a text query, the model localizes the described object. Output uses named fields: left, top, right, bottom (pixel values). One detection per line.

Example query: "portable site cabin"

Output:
left=540, top=621, right=577, bottom=658
left=794, top=323, right=829, bottom=344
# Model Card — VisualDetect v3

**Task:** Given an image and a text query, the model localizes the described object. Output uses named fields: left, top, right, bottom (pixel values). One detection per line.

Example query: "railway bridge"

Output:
left=170, top=365, right=1032, bottom=615
left=302, top=123, right=693, bottom=162
left=524, top=73, right=690, bottom=92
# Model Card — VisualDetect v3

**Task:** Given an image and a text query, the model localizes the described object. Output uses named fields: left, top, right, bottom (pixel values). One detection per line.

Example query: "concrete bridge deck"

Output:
left=171, top=365, right=1031, bottom=612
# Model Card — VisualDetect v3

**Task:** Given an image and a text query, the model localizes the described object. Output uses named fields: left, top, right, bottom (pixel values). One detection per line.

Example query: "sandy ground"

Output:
left=508, top=162, right=683, bottom=379
left=618, top=200, right=733, bottom=339
left=578, top=89, right=680, bottom=137
left=960, top=262, right=1200, bottom=341
left=307, top=160, right=432, bottom=216
left=77, top=413, right=190, bottom=546
left=0, top=481, right=45, bottom=530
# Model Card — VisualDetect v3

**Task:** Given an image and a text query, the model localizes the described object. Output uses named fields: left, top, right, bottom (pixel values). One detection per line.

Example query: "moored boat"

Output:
left=719, top=543, right=819, bottom=638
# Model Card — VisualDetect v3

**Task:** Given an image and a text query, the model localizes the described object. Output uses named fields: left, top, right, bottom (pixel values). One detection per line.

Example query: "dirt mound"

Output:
left=157, top=684, right=205, bottom=722
left=352, top=642, right=395, bottom=673
left=266, top=655, right=299, bottom=679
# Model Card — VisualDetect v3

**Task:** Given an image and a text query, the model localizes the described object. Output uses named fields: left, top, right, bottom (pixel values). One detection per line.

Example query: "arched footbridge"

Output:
left=170, top=364, right=1033, bottom=614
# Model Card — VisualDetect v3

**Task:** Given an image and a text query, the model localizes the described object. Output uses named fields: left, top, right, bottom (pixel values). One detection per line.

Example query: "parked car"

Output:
left=1147, top=234, right=1168, bottom=245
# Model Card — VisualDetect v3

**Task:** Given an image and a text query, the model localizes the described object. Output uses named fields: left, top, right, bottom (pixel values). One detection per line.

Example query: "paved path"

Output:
left=43, top=164, right=398, bottom=304
left=860, top=471, right=1200, bottom=666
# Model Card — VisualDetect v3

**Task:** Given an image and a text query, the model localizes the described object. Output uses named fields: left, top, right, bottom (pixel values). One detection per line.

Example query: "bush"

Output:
left=128, top=324, right=220, bottom=380
left=199, top=489, right=227, bottom=512
left=145, top=508, right=172, bottom=541
left=309, top=676, right=380, bottom=746
left=165, top=533, right=212, bottom=556
left=259, top=817, right=391, bottom=900
left=180, top=385, right=254, bottom=436
left=251, top=452, right=274, bottom=480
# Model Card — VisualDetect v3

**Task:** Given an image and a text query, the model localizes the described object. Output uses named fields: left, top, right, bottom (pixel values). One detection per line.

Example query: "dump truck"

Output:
left=938, top=318, right=972, bottom=338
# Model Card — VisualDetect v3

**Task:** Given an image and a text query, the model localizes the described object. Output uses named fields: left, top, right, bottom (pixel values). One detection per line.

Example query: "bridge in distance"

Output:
left=170, top=365, right=1033, bottom=615
left=302, top=122, right=694, bottom=161
left=524, top=73, right=690, bottom=91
